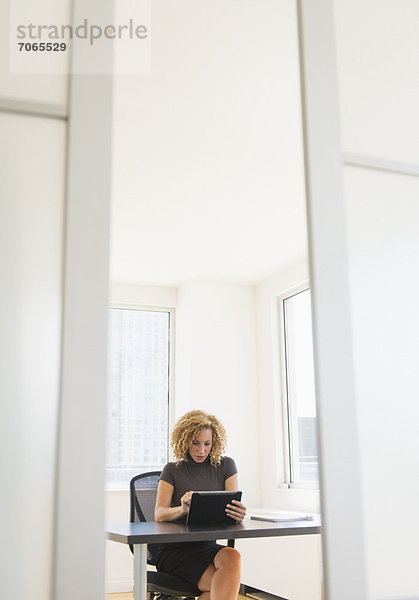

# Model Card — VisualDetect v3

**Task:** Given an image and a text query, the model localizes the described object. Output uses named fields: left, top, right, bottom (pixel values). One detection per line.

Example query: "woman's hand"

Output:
left=225, top=499, right=247, bottom=523
left=155, top=481, right=192, bottom=522
left=180, top=491, right=193, bottom=514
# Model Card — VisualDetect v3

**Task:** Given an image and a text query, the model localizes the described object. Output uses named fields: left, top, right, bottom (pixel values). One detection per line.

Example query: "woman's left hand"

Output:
left=225, top=499, right=247, bottom=523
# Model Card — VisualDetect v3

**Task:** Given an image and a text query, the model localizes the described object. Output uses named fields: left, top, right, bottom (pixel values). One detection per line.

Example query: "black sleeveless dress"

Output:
left=155, top=456, right=237, bottom=587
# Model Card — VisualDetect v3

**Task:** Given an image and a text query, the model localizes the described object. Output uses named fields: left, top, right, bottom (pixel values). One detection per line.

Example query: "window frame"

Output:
left=106, top=302, right=175, bottom=490
left=278, top=283, right=319, bottom=490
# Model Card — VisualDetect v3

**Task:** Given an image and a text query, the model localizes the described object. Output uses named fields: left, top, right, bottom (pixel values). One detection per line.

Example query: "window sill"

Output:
left=286, top=482, right=320, bottom=491
left=270, top=486, right=321, bottom=514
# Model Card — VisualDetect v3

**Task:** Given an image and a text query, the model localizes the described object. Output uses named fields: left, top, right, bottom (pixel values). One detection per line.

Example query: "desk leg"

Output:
left=133, top=543, right=147, bottom=600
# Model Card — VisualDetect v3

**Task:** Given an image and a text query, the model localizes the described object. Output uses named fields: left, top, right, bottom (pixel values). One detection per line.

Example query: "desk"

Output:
left=106, top=516, right=321, bottom=600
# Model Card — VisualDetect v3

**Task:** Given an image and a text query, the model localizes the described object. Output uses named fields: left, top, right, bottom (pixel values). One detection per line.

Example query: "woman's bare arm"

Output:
left=154, top=480, right=192, bottom=522
left=225, top=473, right=247, bottom=522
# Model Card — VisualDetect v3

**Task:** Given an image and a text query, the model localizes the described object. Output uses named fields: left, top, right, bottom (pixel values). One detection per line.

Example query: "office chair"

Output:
left=130, top=471, right=201, bottom=599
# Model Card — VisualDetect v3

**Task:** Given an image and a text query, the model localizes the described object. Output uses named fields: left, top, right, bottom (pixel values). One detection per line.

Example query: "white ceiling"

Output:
left=110, top=0, right=308, bottom=287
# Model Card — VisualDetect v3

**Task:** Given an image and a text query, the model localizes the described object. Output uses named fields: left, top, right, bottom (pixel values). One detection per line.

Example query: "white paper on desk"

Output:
left=250, top=511, right=314, bottom=523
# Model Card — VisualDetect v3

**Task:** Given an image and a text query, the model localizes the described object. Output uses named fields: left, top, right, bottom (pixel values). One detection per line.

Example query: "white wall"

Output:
left=0, top=111, right=66, bottom=600
left=0, top=2, right=69, bottom=597
left=237, top=535, right=323, bottom=600
left=111, top=282, right=177, bottom=309
left=105, top=490, right=134, bottom=593
left=335, top=3, right=419, bottom=598
left=344, top=167, right=419, bottom=599
left=175, top=281, right=260, bottom=506
left=334, top=0, right=419, bottom=166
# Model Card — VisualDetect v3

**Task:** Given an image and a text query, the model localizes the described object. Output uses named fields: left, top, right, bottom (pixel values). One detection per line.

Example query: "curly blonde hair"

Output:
left=171, top=410, right=227, bottom=466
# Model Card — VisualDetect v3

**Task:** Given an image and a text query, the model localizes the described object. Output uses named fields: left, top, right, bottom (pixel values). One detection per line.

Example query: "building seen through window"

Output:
left=106, top=307, right=170, bottom=489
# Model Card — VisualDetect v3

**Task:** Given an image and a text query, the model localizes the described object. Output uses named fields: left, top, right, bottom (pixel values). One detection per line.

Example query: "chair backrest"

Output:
left=129, top=471, right=161, bottom=564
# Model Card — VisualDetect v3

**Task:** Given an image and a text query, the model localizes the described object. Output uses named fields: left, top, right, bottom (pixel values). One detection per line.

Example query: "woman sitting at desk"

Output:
left=155, top=409, right=247, bottom=600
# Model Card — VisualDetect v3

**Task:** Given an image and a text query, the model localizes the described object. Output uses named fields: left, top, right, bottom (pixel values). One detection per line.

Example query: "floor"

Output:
left=106, top=593, right=248, bottom=599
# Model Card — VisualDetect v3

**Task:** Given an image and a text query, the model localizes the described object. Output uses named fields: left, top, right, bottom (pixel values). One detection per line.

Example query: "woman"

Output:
left=155, top=409, right=247, bottom=600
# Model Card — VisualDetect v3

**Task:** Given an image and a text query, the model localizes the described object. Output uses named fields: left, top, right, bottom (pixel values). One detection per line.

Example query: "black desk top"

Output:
left=106, top=516, right=321, bottom=545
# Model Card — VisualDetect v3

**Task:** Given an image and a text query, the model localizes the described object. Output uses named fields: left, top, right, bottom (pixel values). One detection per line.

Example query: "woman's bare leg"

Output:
left=198, top=547, right=241, bottom=600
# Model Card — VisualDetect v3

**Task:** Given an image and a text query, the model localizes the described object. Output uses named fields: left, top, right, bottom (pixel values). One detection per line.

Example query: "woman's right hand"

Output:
left=181, top=491, right=193, bottom=514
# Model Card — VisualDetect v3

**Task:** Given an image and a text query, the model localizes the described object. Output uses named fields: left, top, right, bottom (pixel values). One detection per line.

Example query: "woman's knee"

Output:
left=215, top=547, right=241, bottom=570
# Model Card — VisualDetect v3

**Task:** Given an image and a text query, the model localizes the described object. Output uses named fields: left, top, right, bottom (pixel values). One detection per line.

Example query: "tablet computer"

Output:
left=186, top=490, right=242, bottom=525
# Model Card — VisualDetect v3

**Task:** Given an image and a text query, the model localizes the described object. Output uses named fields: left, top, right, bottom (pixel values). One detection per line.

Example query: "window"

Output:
left=106, top=307, right=171, bottom=489
left=280, top=288, right=319, bottom=486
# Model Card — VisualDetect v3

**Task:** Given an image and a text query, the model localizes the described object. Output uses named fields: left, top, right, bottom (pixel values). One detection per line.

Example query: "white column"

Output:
left=53, top=1, right=114, bottom=599
left=296, top=1, right=367, bottom=599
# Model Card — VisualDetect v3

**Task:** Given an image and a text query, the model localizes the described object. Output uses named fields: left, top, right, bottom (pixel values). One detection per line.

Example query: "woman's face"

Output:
left=188, top=428, right=213, bottom=463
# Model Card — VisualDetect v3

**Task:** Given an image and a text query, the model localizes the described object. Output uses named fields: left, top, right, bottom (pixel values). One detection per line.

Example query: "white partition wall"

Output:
left=0, top=2, right=68, bottom=598
left=0, top=111, right=66, bottom=600
left=53, top=0, right=114, bottom=597
left=336, top=9, right=419, bottom=592
left=301, top=1, right=419, bottom=599
left=0, top=1, right=114, bottom=599
left=343, top=167, right=419, bottom=599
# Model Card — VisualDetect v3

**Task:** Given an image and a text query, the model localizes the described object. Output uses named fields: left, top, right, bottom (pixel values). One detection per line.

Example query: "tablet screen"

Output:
left=186, top=490, right=242, bottom=525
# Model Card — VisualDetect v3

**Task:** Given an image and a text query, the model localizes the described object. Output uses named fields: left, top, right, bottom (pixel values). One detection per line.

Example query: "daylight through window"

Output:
left=282, top=288, right=319, bottom=486
left=106, top=307, right=170, bottom=489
